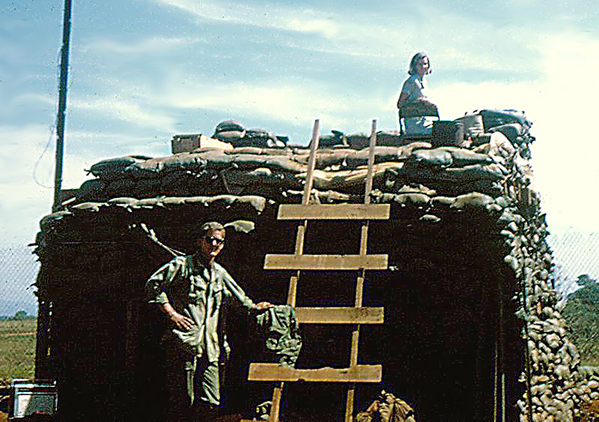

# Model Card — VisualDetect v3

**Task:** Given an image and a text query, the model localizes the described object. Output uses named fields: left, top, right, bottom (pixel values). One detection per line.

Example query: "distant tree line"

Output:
left=563, top=275, right=599, bottom=365
left=0, top=310, right=36, bottom=321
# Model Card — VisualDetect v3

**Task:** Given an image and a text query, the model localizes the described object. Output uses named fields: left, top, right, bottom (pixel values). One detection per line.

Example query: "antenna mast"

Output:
left=52, top=0, right=73, bottom=211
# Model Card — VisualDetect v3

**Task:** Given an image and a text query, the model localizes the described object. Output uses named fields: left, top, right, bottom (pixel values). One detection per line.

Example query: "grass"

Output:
left=0, top=318, right=36, bottom=386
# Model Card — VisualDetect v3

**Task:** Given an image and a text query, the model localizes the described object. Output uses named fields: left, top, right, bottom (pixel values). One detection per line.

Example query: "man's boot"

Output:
left=195, top=401, right=219, bottom=422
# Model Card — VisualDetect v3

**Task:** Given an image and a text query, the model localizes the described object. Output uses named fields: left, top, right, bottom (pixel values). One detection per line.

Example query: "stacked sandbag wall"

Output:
left=67, top=134, right=514, bottom=210
left=496, top=163, right=596, bottom=420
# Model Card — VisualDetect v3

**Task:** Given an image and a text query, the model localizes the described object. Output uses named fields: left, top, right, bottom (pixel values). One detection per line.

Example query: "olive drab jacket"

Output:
left=145, top=254, right=256, bottom=362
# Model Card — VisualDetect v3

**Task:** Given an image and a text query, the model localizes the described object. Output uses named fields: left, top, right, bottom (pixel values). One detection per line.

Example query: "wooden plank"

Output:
left=345, top=386, right=356, bottom=422
left=302, top=120, right=320, bottom=205
left=270, top=383, right=283, bottom=422
left=248, top=363, right=382, bottom=383
left=277, top=204, right=390, bottom=220
left=364, top=119, right=377, bottom=204
left=264, top=254, right=388, bottom=271
left=295, top=307, right=384, bottom=324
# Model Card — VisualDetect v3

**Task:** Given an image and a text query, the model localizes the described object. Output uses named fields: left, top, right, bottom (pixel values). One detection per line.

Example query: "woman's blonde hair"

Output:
left=408, top=52, right=431, bottom=75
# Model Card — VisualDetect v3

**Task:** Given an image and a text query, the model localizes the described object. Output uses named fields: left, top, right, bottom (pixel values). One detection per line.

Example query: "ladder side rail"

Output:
left=270, top=119, right=320, bottom=422
left=346, top=120, right=379, bottom=422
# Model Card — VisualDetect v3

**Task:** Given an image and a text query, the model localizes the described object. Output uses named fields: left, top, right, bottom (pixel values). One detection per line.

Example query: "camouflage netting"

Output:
left=33, top=113, right=595, bottom=421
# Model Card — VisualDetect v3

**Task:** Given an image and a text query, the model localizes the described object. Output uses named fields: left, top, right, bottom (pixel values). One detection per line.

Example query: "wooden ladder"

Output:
left=247, top=119, right=389, bottom=422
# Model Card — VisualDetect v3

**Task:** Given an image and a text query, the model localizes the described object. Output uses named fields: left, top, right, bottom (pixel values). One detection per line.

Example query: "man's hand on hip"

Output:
left=255, top=302, right=275, bottom=312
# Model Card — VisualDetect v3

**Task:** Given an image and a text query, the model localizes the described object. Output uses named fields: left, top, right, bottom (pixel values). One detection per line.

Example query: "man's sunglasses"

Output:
left=204, top=236, right=225, bottom=245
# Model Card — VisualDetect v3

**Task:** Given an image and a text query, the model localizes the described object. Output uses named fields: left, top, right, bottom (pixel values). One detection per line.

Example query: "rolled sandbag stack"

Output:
left=212, top=120, right=246, bottom=146
left=212, top=120, right=286, bottom=148
left=477, top=109, right=535, bottom=159
left=314, top=130, right=347, bottom=148
left=73, top=136, right=514, bottom=211
left=341, top=131, right=404, bottom=148
left=80, top=149, right=307, bottom=202
left=244, top=128, right=285, bottom=148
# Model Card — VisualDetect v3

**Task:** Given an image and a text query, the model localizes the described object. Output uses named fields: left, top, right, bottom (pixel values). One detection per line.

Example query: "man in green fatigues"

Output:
left=145, top=221, right=273, bottom=422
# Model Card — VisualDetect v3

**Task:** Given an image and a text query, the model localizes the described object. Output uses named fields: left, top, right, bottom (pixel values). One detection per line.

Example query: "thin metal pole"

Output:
left=53, top=0, right=73, bottom=211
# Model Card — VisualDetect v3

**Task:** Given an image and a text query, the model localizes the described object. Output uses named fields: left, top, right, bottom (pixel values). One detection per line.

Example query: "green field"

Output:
left=0, top=318, right=36, bottom=386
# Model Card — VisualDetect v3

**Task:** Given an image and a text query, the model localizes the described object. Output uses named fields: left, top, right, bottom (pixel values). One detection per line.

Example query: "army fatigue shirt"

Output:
left=145, top=254, right=256, bottom=362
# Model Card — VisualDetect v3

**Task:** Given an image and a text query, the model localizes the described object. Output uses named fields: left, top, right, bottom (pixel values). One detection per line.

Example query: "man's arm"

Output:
left=255, top=301, right=274, bottom=312
left=219, top=265, right=274, bottom=312
left=145, top=257, right=195, bottom=330
left=157, top=302, right=195, bottom=331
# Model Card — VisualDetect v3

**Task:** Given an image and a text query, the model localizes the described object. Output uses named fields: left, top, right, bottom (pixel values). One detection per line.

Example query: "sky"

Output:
left=1, top=0, right=598, bottom=314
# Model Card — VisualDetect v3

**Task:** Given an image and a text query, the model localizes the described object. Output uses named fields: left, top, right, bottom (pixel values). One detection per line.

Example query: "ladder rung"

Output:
left=277, top=204, right=390, bottom=220
left=295, top=307, right=384, bottom=324
left=248, top=363, right=382, bottom=383
left=264, top=254, right=388, bottom=271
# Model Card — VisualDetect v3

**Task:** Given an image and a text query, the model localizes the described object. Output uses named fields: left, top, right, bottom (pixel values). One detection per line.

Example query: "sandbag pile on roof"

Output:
left=212, top=120, right=287, bottom=148
left=474, top=109, right=535, bottom=159
left=70, top=132, right=519, bottom=209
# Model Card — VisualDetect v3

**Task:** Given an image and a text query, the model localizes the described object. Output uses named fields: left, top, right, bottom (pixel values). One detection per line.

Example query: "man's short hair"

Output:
left=200, top=221, right=225, bottom=237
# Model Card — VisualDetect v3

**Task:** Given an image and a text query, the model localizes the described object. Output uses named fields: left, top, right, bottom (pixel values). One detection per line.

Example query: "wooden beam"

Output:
left=264, top=254, right=388, bottom=271
left=248, top=363, right=382, bottom=383
left=277, top=204, right=390, bottom=220
left=302, top=120, right=320, bottom=205
left=295, top=307, right=384, bottom=324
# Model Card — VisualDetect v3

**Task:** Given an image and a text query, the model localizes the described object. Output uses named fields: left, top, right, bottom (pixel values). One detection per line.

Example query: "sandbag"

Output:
left=478, top=109, right=531, bottom=129
left=317, top=130, right=347, bottom=148
left=87, top=156, right=151, bottom=179
left=489, top=122, right=524, bottom=144
left=376, top=131, right=404, bottom=146
left=77, top=179, right=106, bottom=199
left=242, top=128, right=277, bottom=147
left=134, top=178, right=162, bottom=198
left=408, top=149, right=453, bottom=168
left=444, top=164, right=505, bottom=181
left=106, top=178, right=136, bottom=196
left=139, top=154, right=207, bottom=173
left=346, top=133, right=370, bottom=149
left=451, top=192, right=494, bottom=210
left=222, top=168, right=302, bottom=190
left=392, top=193, right=431, bottom=206
left=70, top=202, right=102, bottom=213
left=438, top=147, right=493, bottom=167
left=213, top=130, right=245, bottom=145
left=214, top=120, right=245, bottom=134
left=240, top=155, right=306, bottom=173
left=454, top=113, right=484, bottom=139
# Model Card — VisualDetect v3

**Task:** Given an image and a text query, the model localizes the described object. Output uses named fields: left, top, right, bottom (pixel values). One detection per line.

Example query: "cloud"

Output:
left=0, top=124, right=152, bottom=245
left=431, top=29, right=599, bottom=234
left=150, top=0, right=545, bottom=81
left=71, top=96, right=178, bottom=133
left=131, top=72, right=397, bottom=137
left=0, top=124, right=56, bottom=244
left=153, top=0, right=347, bottom=39
left=82, top=36, right=205, bottom=56
left=528, top=31, right=599, bottom=232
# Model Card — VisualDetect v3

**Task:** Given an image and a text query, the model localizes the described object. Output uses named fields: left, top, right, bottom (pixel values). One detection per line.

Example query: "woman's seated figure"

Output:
left=397, top=52, right=438, bottom=135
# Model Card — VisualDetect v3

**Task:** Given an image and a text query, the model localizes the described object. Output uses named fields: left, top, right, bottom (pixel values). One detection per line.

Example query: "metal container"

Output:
left=9, top=379, right=57, bottom=419
left=431, top=121, right=464, bottom=146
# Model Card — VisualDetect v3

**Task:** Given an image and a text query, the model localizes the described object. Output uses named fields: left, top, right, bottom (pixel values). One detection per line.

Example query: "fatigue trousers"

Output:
left=165, top=344, right=224, bottom=422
